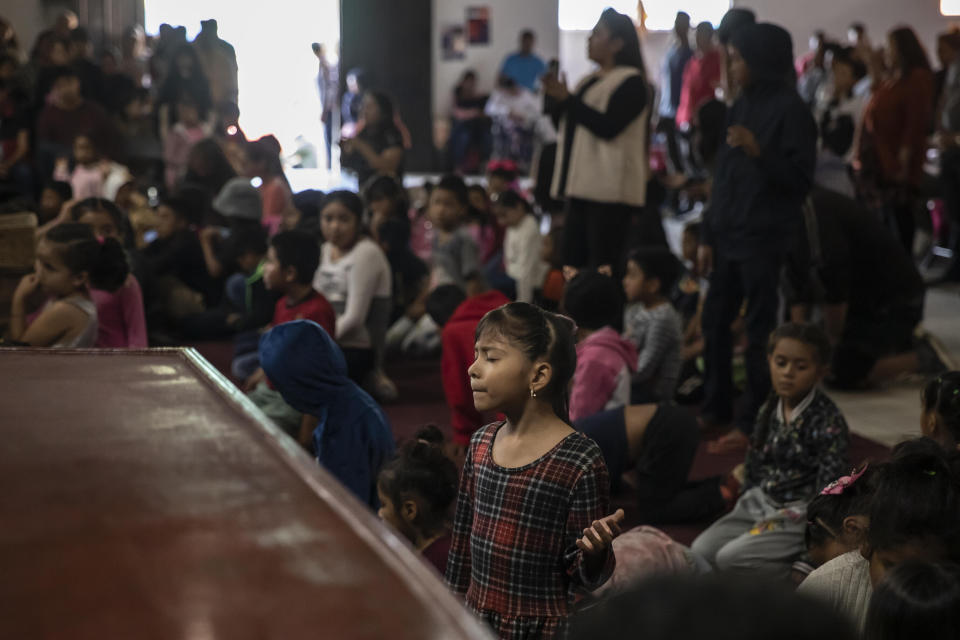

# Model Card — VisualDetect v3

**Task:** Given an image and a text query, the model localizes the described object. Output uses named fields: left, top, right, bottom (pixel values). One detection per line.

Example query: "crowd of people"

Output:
left=3, top=5, right=960, bottom=640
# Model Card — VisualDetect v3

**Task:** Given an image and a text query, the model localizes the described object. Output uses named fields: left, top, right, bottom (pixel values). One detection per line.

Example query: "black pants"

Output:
left=562, top=198, right=666, bottom=276
left=701, top=252, right=781, bottom=434
left=342, top=347, right=375, bottom=388
left=656, top=116, right=684, bottom=175
left=576, top=405, right=725, bottom=524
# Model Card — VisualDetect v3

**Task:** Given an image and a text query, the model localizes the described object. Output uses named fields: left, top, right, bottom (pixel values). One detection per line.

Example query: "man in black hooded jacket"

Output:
left=698, top=23, right=818, bottom=447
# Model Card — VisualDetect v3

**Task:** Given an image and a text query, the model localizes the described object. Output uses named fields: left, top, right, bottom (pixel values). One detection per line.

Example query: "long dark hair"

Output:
left=864, top=562, right=960, bottom=640
left=866, top=438, right=960, bottom=556
left=69, top=197, right=134, bottom=246
left=44, top=222, right=129, bottom=292
left=475, top=302, right=577, bottom=422
left=377, top=426, right=458, bottom=536
left=598, top=8, right=646, bottom=76
left=889, top=26, right=932, bottom=74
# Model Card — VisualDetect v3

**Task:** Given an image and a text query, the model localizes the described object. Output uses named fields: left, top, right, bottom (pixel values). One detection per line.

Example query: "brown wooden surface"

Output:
left=0, top=348, right=489, bottom=640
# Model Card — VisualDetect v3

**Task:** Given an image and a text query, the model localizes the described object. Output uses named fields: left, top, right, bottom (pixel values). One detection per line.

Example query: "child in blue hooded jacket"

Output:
left=259, top=320, right=396, bottom=508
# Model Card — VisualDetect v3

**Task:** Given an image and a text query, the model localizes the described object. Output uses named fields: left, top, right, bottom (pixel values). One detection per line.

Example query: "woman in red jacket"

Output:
left=857, top=26, right=933, bottom=255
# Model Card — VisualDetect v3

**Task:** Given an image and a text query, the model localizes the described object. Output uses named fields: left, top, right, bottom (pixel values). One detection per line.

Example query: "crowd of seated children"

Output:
left=563, top=269, right=725, bottom=523
left=6, top=8, right=960, bottom=640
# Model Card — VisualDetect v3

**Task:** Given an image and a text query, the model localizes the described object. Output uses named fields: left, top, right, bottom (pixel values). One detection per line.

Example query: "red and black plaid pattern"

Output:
left=446, top=422, right=614, bottom=639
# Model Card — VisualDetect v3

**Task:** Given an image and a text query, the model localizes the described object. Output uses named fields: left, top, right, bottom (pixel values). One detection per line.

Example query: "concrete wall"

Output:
left=432, top=0, right=559, bottom=117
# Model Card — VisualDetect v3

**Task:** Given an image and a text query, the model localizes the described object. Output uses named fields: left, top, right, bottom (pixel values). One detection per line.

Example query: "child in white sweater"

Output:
left=493, top=189, right=548, bottom=303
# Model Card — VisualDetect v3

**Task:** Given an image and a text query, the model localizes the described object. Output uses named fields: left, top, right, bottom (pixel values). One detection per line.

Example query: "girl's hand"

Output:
left=14, top=273, right=41, bottom=302
left=576, top=508, right=624, bottom=556
left=727, top=125, right=761, bottom=157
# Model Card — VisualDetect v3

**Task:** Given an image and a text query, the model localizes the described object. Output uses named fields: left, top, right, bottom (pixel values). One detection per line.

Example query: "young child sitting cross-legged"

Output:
left=691, top=323, right=849, bottom=578
left=245, top=230, right=336, bottom=436
left=622, top=247, right=684, bottom=403
left=565, top=271, right=725, bottom=523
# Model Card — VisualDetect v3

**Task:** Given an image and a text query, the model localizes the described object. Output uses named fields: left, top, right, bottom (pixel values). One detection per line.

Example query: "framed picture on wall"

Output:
left=466, top=6, right=490, bottom=45
left=442, top=24, right=467, bottom=60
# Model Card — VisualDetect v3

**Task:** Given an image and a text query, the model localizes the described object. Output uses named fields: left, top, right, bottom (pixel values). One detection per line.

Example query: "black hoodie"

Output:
left=703, top=23, right=817, bottom=260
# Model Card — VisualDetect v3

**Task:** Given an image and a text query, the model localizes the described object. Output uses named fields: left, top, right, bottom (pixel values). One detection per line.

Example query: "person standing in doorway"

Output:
left=500, top=30, right=547, bottom=93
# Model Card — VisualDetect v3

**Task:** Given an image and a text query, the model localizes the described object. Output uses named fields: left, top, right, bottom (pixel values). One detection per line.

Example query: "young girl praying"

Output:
left=10, top=223, right=129, bottom=347
left=446, top=301, right=624, bottom=639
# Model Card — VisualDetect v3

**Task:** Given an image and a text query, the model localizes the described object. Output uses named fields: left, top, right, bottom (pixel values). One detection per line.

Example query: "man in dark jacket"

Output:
left=698, top=23, right=817, bottom=448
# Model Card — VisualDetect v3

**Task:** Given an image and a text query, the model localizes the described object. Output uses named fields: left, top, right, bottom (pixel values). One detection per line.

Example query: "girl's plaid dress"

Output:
left=446, top=422, right=615, bottom=639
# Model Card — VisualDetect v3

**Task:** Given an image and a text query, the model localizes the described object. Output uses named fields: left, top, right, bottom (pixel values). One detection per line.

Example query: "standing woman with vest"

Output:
left=543, top=8, right=661, bottom=277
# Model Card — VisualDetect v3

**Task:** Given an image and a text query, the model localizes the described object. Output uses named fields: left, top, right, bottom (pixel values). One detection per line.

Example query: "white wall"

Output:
left=734, top=0, right=955, bottom=64
left=432, top=0, right=559, bottom=117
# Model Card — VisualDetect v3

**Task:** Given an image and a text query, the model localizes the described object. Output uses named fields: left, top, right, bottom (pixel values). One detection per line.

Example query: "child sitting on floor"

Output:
left=691, top=322, right=849, bottom=578
left=54, top=134, right=131, bottom=201
left=792, top=463, right=877, bottom=584
left=799, top=437, right=960, bottom=632
left=377, top=425, right=458, bottom=575
left=245, top=230, right=337, bottom=434
left=70, top=198, right=147, bottom=348
left=494, top=189, right=548, bottom=304
left=622, top=247, right=684, bottom=403
left=259, top=320, right=395, bottom=509
left=425, top=283, right=510, bottom=458
left=164, top=94, right=210, bottom=190
left=10, top=223, right=128, bottom=347
left=141, top=195, right=209, bottom=322
left=563, top=270, right=637, bottom=422
left=428, top=174, right=483, bottom=296
left=38, top=180, right=72, bottom=224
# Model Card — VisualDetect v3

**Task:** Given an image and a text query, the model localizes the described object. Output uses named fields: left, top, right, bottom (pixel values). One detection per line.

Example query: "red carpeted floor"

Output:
left=191, top=342, right=891, bottom=547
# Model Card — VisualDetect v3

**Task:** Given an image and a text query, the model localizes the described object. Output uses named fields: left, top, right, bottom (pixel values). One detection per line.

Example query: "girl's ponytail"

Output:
left=90, top=236, right=129, bottom=292
left=44, top=223, right=130, bottom=292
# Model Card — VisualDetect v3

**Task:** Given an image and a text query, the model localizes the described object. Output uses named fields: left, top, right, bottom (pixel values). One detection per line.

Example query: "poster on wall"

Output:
left=466, top=6, right=490, bottom=45
left=442, top=24, right=467, bottom=60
